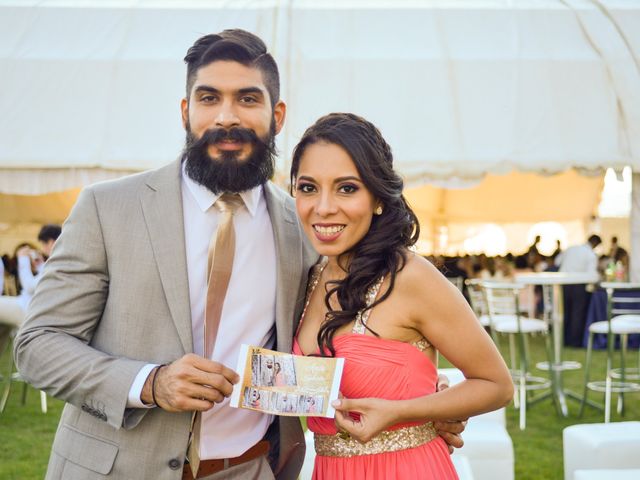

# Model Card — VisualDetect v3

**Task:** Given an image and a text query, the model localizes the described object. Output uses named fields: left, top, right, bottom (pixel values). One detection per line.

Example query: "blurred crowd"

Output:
left=0, top=228, right=630, bottom=330
left=429, top=234, right=629, bottom=285
left=428, top=234, right=629, bottom=342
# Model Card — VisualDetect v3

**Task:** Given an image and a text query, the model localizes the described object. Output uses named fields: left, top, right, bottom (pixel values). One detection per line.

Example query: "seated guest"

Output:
left=0, top=224, right=61, bottom=327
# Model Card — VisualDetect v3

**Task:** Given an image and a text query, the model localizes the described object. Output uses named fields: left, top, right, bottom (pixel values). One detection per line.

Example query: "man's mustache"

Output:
left=194, top=127, right=261, bottom=147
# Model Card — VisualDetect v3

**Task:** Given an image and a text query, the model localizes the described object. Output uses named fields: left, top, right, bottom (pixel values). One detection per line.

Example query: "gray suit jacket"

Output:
left=14, top=159, right=318, bottom=480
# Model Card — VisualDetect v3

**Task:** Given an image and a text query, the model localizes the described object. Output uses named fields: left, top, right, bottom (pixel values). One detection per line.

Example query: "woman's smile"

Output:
left=313, top=223, right=346, bottom=241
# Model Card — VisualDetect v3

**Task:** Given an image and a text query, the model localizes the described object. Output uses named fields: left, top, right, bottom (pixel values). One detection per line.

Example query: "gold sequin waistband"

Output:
left=314, top=422, right=438, bottom=458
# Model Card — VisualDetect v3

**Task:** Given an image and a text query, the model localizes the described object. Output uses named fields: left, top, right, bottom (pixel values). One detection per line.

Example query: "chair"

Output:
left=480, top=281, right=554, bottom=430
left=441, top=368, right=513, bottom=480
left=579, top=282, right=640, bottom=422
left=300, top=428, right=315, bottom=480
left=0, top=325, right=47, bottom=414
left=2, top=273, right=18, bottom=296
left=451, top=455, right=475, bottom=480
left=0, top=301, right=47, bottom=414
left=574, top=469, right=640, bottom=480
left=466, top=279, right=504, bottom=351
left=563, top=421, right=640, bottom=480
left=466, top=279, right=491, bottom=328
left=447, top=276, right=465, bottom=293
left=0, top=323, right=14, bottom=412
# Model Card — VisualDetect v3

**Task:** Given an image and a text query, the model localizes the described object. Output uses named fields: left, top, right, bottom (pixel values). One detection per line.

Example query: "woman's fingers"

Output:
left=332, top=397, right=392, bottom=443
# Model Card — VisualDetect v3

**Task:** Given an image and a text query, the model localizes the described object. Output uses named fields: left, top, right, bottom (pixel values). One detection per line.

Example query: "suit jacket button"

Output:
left=168, top=458, right=181, bottom=470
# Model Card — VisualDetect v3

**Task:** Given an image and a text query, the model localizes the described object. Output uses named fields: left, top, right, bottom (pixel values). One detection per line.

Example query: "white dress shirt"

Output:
left=128, top=165, right=277, bottom=459
left=556, top=243, right=598, bottom=274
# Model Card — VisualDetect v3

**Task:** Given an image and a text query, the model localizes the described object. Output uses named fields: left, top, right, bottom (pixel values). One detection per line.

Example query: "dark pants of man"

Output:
left=562, top=284, right=592, bottom=347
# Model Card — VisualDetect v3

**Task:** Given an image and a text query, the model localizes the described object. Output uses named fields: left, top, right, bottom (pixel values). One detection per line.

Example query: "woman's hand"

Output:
left=332, top=397, right=398, bottom=443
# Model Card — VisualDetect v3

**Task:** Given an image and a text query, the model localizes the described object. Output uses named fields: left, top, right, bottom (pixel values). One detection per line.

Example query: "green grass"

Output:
left=0, top=382, right=64, bottom=479
left=441, top=336, right=640, bottom=479
left=1, top=337, right=639, bottom=479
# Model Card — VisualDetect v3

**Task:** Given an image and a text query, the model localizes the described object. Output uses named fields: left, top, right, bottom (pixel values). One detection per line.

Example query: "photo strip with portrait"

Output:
left=230, top=344, right=343, bottom=417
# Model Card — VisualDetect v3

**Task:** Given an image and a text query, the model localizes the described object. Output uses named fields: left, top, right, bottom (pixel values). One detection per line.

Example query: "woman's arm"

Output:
left=334, top=254, right=513, bottom=442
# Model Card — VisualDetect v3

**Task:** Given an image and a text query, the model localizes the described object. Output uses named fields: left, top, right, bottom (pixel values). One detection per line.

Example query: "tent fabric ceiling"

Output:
left=0, top=168, right=137, bottom=195
left=405, top=168, right=604, bottom=224
left=0, top=0, right=639, bottom=195
left=0, top=188, right=80, bottom=225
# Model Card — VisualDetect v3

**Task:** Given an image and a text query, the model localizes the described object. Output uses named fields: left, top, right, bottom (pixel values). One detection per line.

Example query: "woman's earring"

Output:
left=375, top=205, right=383, bottom=215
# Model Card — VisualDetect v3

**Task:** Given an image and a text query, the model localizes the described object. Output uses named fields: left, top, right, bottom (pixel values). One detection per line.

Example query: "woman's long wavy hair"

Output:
left=290, top=113, right=420, bottom=356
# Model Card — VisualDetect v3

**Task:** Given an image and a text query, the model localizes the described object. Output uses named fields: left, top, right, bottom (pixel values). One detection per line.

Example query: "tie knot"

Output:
left=215, top=193, right=243, bottom=214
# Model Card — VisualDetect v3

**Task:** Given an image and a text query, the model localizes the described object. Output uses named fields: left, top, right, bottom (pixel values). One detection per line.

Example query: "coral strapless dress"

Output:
left=293, top=264, right=458, bottom=480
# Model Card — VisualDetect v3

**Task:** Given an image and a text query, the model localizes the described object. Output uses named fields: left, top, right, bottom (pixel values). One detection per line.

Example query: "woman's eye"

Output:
left=339, top=184, right=358, bottom=194
left=297, top=183, right=316, bottom=193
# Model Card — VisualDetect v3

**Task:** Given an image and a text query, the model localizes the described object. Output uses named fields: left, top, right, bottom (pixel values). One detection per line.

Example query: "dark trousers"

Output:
left=563, top=284, right=592, bottom=347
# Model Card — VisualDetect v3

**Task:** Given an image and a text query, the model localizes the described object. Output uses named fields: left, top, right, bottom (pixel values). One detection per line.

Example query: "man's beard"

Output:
left=182, top=121, right=276, bottom=194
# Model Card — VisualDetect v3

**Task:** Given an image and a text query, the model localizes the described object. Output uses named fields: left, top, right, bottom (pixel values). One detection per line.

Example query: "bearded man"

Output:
left=14, top=30, right=464, bottom=480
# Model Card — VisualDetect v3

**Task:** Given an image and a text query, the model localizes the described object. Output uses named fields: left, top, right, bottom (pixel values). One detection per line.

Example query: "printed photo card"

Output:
left=230, top=344, right=344, bottom=417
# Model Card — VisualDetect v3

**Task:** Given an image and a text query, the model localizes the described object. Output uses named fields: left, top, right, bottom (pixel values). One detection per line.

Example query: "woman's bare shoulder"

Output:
left=395, top=252, right=447, bottom=290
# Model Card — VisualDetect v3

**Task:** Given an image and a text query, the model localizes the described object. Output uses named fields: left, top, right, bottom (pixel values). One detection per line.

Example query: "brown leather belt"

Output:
left=182, top=440, right=270, bottom=479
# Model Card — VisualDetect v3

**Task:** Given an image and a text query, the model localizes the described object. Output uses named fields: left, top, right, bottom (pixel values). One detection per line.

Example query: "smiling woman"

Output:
left=289, top=113, right=513, bottom=480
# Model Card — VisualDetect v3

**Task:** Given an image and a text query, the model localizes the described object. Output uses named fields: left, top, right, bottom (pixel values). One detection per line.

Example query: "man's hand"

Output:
left=141, top=354, right=239, bottom=412
left=435, top=373, right=467, bottom=453
left=434, top=419, right=467, bottom=453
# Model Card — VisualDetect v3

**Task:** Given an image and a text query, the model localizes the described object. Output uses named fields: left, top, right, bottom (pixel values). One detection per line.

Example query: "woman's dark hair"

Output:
left=290, top=113, right=420, bottom=356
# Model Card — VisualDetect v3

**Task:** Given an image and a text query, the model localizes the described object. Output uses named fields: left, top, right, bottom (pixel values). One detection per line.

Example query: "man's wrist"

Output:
left=151, top=364, right=168, bottom=409
left=141, top=366, right=160, bottom=406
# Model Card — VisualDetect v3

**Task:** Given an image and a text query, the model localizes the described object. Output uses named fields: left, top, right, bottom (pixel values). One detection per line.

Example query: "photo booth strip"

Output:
left=230, top=344, right=344, bottom=418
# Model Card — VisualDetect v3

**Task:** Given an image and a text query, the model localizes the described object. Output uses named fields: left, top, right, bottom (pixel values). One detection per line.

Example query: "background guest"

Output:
left=555, top=234, right=602, bottom=347
left=0, top=224, right=61, bottom=327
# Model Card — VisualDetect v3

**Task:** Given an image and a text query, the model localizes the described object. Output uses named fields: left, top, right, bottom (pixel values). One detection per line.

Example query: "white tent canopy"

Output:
left=1, top=0, right=639, bottom=187
left=0, top=0, right=639, bottom=269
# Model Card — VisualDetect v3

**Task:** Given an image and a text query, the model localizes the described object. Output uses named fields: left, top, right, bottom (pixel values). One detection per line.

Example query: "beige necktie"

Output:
left=188, top=193, right=243, bottom=476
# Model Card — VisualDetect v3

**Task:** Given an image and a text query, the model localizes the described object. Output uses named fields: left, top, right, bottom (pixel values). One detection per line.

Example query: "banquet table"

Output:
left=514, top=272, right=600, bottom=416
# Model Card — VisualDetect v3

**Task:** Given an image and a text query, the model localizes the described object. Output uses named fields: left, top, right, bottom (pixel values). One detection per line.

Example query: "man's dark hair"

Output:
left=184, top=29, right=280, bottom=107
left=38, top=224, right=62, bottom=243
left=588, top=234, right=602, bottom=248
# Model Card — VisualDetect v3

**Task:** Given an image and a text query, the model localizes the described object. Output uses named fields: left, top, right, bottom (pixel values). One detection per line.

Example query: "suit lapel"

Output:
left=264, top=182, right=302, bottom=354
left=140, top=159, right=193, bottom=354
